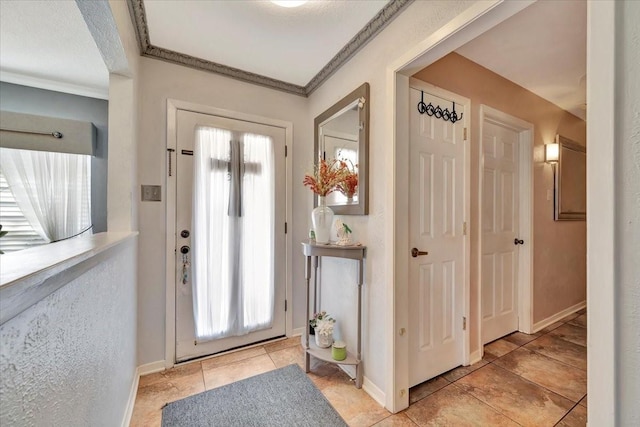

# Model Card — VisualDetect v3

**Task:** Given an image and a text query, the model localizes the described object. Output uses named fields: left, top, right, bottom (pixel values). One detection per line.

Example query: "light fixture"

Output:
left=545, top=142, right=559, bottom=163
left=271, top=0, right=308, bottom=7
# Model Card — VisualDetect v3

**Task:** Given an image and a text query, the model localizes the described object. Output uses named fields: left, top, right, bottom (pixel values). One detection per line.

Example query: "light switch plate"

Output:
left=141, top=185, right=161, bottom=202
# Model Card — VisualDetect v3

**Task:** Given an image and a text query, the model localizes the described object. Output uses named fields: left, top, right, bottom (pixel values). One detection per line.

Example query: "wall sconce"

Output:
left=545, top=143, right=559, bottom=163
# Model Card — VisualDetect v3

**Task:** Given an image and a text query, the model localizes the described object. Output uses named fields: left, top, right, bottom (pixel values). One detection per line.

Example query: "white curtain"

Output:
left=191, top=127, right=274, bottom=341
left=0, top=147, right=91, bottom=242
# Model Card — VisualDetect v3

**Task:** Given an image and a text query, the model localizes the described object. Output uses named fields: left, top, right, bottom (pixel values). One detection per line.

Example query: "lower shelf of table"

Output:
left=304, top=339, right=360, bottom=366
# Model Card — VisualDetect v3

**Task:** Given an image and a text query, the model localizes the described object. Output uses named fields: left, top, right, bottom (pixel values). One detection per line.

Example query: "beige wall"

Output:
left=136, top=57, right=310, bottom=365
left=414, top=53, right=586, bottom=345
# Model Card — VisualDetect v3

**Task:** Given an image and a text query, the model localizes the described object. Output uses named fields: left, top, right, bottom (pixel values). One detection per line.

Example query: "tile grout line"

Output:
left=489, top=359, right=585, bottom=411
left=200, top=361, right=206, bottom=391
left=448, top=382, right=526, bottom=427
left=553, top=400, right=584, bottom=426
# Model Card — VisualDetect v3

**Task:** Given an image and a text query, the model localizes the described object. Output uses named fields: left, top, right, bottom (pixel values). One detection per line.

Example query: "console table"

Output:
left=301, top=241, right=366, bottom=388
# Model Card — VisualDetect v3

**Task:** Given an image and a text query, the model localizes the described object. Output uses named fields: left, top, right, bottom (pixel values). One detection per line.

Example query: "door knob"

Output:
left=411, top=248, right=429, bottom=257
left=514, top=238, right=524, bottom=245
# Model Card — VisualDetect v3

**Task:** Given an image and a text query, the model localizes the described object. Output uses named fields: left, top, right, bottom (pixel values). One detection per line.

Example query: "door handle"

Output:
left=514, top=238, right=524, bottom=245
left=411, top=248, right=429, bottom=258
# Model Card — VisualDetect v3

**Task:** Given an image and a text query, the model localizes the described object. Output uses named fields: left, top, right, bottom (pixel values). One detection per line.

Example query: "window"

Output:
left=0, top=170, right=46, bottom=252
left=0, top=148, right=91, bottom=253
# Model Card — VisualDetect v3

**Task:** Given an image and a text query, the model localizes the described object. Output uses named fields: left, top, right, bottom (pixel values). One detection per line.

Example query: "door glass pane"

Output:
left=191, top=126, right=275, bottom=342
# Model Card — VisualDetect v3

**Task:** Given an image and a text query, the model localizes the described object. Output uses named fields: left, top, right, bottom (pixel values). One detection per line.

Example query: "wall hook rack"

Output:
left=416, top=91, right=463, bottom=124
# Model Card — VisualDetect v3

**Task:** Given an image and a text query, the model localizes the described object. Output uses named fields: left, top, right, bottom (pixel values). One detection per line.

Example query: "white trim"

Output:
left=387, top=0, right=538, bottom=413
left=137, top=360, right=167, bottom=376
left=478, top=105, right=534, bottom=345
left=363, top=376, right=386, bottom=407
left=0, top=70, right=108, bottom=100
left=468, top=349, right=483, bottom=366
left=121, top=368, right=140, bottom=427
left=532, top=301, right=586, bottom=334
left=166, top=99, right=178, bottom=369
left=165, top=99, right=294, bottom=366
left=586, top=1, right=616, bottom=424
left=292, top=327, right=306, bottom=337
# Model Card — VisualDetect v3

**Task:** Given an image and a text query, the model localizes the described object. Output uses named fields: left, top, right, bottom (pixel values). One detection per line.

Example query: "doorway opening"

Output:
left=387, top=0, right=588, bottom=413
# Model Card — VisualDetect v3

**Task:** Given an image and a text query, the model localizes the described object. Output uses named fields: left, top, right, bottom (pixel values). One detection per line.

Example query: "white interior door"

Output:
left=408, top=85, right=467, bottom=387
left=481, top=120, right=520, bottom=344
left=175, top=110, right=286, bottom=362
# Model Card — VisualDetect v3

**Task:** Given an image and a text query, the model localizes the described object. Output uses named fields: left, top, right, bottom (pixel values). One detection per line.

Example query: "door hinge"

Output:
left=463, top=127, right=468, bottom=141
left=285, top=222, right=288, bottom=234
left=285, top=145, right=288, bottom=157
left=463, top=221, right=467, bottom=235
left=167, top=148, right=175, bottom=177
left=285, top=300, right=288, bottom=311
left=463, top=317, right=467, bottom=330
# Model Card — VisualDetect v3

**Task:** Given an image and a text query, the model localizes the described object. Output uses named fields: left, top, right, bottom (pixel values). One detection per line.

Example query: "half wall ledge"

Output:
left=0, top=231, right=138, bottom=325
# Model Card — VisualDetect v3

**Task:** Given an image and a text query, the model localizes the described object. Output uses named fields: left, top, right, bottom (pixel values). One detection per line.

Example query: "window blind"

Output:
left=0, top=169, right=46, bottom=253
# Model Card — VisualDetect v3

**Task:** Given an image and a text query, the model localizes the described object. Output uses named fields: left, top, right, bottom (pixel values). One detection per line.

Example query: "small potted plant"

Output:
left=303, top=158, right=350, bottom=244
left=309, top=311, right=335, bottom=348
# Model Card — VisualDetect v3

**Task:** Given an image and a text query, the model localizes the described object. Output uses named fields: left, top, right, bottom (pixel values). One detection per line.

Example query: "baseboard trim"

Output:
left=121, top=368, right=140, bottom=427
left=363, top=376, right=386, bottom=407
left=532, top=301, right=586, bottom=333
left=468, top=349, right=483, bottom=365
left=138, top=360, right=166, bottom=376
left=292, top=327, right=305, bottom=337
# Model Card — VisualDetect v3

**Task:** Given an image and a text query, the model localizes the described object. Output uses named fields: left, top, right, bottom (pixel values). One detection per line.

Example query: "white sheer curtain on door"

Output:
left=191, top=127, right=275, bottom=341
left=0, top=147, right=91, bottom=242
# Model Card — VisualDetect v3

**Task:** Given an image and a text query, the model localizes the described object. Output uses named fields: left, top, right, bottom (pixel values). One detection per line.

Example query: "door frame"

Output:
left=386, top=0, right=537, bottom=413
left=478, top=105, right=534, bottom=353
left=165, top=98, right=293, bottom=368
left=407, top=78, right=471, bottom=385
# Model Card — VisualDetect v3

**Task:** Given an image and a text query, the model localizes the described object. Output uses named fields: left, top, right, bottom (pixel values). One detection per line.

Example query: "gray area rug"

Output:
left=161, top=364, right=348, bottom=427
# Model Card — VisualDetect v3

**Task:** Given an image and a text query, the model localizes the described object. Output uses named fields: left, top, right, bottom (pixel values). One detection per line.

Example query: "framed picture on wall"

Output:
left=554, top=134, right=586, bottom=221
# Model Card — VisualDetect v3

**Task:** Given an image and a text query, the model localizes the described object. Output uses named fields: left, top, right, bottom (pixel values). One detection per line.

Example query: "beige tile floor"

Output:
left=131, top=309, right=587, bottom=426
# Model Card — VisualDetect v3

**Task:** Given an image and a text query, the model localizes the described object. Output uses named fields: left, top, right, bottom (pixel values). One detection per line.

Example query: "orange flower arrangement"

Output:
left=336, top=160, right=358, bottom=199
left=303, top=158, right=349, bottom=196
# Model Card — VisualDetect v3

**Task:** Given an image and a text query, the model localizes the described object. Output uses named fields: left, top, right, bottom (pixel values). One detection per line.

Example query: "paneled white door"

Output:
left=175, top=110, right=286, bottom=362
left=408, top=85, right=468, bottom=387
left=481, top=120, right=520, bottom=344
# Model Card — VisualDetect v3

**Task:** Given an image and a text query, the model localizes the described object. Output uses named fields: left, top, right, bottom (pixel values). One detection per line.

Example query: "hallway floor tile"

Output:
left=131, top=310, right=587, bottom=426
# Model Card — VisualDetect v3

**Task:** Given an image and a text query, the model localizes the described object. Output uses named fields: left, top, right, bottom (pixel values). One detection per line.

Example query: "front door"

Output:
left=175, top=110, right=286, bottom=362
left=481, top=119, right=520, bottom=344
left=408, top=84, right=468, bottom=387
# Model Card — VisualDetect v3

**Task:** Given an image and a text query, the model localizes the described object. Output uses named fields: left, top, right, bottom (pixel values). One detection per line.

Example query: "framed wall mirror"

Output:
left=555, top=134, right=586, bottom=220
left=314, top=82, right=369, bottom=215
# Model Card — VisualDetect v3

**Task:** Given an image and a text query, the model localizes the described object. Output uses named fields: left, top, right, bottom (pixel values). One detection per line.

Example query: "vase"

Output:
left=314, top=329, right=333, bottom=348
left=312, top=196, right=334, bottom=244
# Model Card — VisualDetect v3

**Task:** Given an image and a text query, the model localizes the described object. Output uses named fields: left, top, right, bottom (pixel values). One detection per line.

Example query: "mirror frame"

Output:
left=554, top=134, right=586, bottom=221
left=313, top=82, right=369, bottom=215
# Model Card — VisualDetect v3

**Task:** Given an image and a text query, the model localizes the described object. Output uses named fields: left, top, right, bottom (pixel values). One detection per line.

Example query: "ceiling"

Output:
left=144, top=0, right=390, bottom=87
left=0, top=0, right=586, bottom=117
left=456, top=0, right=586, bottom=120
left=0, top=0, right=109, bottom=99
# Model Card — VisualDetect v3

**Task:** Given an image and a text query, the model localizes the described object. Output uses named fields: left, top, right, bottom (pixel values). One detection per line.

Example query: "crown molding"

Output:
left=0, top=70, right=109, bottom=100
left=304, top=0, right=413, bottom=95
left=126, top=0, right=413, bottom=97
